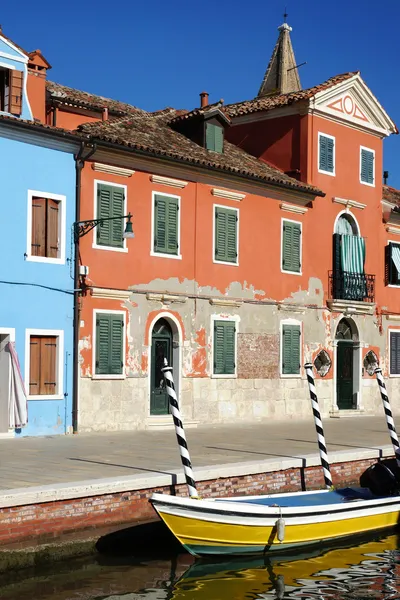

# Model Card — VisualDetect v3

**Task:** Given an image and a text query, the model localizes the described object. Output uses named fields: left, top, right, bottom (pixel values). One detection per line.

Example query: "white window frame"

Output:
left=389, top=329, right=400, bottom=377
left=280, top=319, right=302, bottom=378
left=318, top=132, right=335, bottom=176
left=359, top=146, right=375, bottom=187
left=150, top=191, right=182, bottom=260
left=26, top=190, right=66, bottom=264
left=387, top=240, right=400, bottom=288
left=93, top=180, right=128, bottom=253
left=25, top=329, right=64, bottom=400
left=210, top=314, right=239, bottom=378
left=281, top=217, right=302, bottom=276
left=92, top=309, right=126, bottom=380
left=212, top=203, right=239, bottom=266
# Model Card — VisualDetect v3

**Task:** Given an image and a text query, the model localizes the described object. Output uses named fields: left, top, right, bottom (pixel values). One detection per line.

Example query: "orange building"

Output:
left=28, top=20, right=400, bottom=432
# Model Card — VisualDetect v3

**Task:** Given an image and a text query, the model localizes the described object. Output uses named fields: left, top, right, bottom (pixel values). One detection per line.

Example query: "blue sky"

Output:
left=3, top=0, right=400, bottom=187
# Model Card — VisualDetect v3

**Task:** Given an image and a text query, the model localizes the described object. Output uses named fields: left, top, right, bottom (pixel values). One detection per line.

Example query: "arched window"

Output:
left=335, top=214, right=358, bottom=236
left=333, top=213, right=366, bottom=301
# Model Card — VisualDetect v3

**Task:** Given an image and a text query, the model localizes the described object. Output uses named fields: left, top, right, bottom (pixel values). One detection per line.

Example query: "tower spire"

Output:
left=257, top=17, right=302, bottom=97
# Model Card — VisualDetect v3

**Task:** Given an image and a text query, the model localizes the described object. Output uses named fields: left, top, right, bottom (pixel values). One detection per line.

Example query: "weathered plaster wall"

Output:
left=78, top=277, right=399, bottom=432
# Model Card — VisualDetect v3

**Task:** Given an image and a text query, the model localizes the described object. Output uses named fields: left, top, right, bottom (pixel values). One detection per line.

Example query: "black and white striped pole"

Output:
left=162, top=359, right=198, bottom=498
left=304, top=363, right=333, bottom=489
left=374, top=368, right=400, bottom=469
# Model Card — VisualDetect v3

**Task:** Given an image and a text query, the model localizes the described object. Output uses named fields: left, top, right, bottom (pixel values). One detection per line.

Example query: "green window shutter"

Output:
left=282, top=325, right=301, bottom=375
left=154, top=194, right=179, bottom=255
left=95, top=313, right=124, bottom=375
left=110, top=314, right=124, bottom=374
left=214, top=320, right=236, bottom=375
left=319, top=135, right=334, bottom=173
left=206, top=123, right=224, bottom=153
left=96, top=315, right=111, bottom=375
left=96, top=184, right=124, bottom=247
left=361, top=149, right=374, bottom=184
left=215, top=207, right=238, bottom=263
left=282, top=221, right=301, bottom=272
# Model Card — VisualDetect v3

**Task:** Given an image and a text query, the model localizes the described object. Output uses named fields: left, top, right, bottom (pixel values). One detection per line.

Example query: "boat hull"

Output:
left=150, top=489, right=400, bottom=557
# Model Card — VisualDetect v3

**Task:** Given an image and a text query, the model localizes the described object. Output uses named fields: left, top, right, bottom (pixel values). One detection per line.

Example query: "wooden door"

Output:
left=337, top=342, right=354, bottom=410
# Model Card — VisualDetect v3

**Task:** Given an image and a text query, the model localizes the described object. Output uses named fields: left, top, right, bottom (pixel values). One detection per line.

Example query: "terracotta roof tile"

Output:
left=224, top=72, right=358, bottom=117
left=77, top=112, right=323, bottom=196
left=46, top=81, right=145, bottom=115
left=383, top=184, right=400, bottom=207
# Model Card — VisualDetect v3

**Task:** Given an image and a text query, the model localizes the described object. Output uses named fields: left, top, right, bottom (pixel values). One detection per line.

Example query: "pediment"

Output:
left=0, top=34, right=28, bottom=61
left=313, top=74, right=397, bottom=137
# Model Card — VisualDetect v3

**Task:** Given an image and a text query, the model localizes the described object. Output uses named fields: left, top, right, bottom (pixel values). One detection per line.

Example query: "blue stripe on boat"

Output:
left=220, top=488, right=377, bottom=507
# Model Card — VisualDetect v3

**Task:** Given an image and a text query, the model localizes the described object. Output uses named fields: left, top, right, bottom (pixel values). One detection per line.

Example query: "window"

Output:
left=318, top=133, right=335, bottom=175
left=0, top=67, right=22, bottom=115
left=95, top=312, right=124, bottom=376
left=205, top=122, right=224, bottom=153
left=27, top=190, right=66, bottom=263
left=281, top=324, right=301, bottom=375
left=386, top=243, right=400, bottom=286
left=360, top=147, right=374, bottom=186
left=214, top=206, right=238, bottom=264
left=390, top=331, right=400, bottom=376
left=213, top=320, right=236, bottom=375
left=27, top=331, right=63, bottom=398
left=152, top=193, right=180, bottom=256
left=31, top=196, right=60, bottom=258
left=282, top=219, right=301, bottom=273
left=96, top=182, right=125, bottom=248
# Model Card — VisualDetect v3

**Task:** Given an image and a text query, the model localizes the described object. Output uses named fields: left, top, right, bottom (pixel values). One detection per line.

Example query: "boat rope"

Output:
left=162, top=359, right=198, bottom=498
left=374, top=368, right=400, bottom=469
left=304, top=363, right=333, bottom=489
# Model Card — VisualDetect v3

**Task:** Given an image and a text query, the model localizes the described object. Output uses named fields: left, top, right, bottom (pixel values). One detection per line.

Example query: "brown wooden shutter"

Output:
left=29, top=337, right=41, bottom=395
left=46, top=199, right=59, bottom=258
left=9, top=70, right=23, bottom=115
left=31, top=197, right=46, bottom=256
left=41, top=337, right=57, bottom=395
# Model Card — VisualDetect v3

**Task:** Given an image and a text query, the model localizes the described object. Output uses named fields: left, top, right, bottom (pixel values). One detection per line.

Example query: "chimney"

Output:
left=27, top=50, right=51, bottom=124
left=102, top=107, right=109, bottom=121
left=384, top=170, right=389, bottom=185
left=200, top=91, right=209, bottom=108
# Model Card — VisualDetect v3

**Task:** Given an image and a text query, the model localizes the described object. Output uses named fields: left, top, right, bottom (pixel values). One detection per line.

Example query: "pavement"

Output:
left=0, top=415, right=395, bottom=492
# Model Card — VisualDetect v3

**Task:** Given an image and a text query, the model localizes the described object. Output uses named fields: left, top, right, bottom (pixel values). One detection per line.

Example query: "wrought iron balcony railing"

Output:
left=329, top=271, right=375, bottom=303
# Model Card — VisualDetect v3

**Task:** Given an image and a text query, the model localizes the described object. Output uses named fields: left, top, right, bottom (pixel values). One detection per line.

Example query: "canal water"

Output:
left=0, top=530, right=399, bottom=599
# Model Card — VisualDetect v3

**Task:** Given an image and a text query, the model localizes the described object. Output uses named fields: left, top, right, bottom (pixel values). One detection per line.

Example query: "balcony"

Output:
left=327, top=271, right=376, bottom=315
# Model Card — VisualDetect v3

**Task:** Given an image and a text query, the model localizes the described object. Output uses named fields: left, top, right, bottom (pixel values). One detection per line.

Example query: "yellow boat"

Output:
left=171, top=533, right=399, bottom=599
left=150, top=486, right=400, bottom=557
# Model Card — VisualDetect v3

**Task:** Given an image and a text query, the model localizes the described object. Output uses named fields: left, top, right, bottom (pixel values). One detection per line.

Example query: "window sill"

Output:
left=318, top=168, right=335, bottom=177
left=25, top=255, right=65, bottom=265
left=91, top=374, right=126, bottom=380
left=281, top=269, right=302, bottom=276
left=92, top=243, right=128, bottom=253
left=388, top=284, right=400, bottom=288
left=280, top=373, right=301, bottom=379
left=213, top=259, right=239, bottom=267
left=150, top=251, right=182, bottom=260
left=360, top=180, right=375, bottom=188
left=389, top=374, right=400, bottom=378
left=211, top=374, right=237, bottom=379
left=27, top=394, right=64, bottom=401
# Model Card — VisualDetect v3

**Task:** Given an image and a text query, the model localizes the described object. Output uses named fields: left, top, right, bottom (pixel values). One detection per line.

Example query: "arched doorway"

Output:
left=150, top=318, right=173, bottom=415
left=336, top=318, right=359, bottom=410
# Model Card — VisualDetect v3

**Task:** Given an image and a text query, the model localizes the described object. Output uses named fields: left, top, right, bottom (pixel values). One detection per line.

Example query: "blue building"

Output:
left=0, top=32, right=79, bottom=436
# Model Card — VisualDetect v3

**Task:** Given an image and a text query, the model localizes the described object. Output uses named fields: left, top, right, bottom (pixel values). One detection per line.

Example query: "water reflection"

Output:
left=0, top=533, right=399, bottom=600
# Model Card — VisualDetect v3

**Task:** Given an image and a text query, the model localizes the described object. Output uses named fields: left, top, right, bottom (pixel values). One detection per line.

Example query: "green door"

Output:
left=337, top=342, right=354, bottom=409
left=150, top=319, right=173, bottom=416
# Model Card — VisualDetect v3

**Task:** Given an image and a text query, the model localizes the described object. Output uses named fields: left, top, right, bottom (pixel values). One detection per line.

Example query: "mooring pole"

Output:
left=374, top=368, right=400, bottom=469
left=304, top=363, right=333, bottom=489
left=162, top=359, right=198, bottom=498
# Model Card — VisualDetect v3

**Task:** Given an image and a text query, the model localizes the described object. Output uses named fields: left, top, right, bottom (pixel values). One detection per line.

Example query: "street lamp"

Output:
left=73, top=213, right=135, bottom=241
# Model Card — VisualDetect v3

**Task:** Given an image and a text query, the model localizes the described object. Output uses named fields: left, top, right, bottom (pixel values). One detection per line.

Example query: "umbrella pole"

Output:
left=304, top=362, right=333, bottom=489
left=374, top=367, right=400, bottom=469
left=162, top=359, right=198, bottom=498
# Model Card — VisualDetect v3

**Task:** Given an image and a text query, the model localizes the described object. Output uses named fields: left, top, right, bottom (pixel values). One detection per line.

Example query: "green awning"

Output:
left=341, top=235, right=365, bottom=274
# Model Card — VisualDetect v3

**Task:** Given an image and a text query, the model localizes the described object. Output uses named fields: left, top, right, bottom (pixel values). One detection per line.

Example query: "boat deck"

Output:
left=225, top=488, right=377, bottom=507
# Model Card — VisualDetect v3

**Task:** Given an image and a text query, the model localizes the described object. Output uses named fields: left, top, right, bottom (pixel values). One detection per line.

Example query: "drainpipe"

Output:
left=73, top=142, right=96, bottom=434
